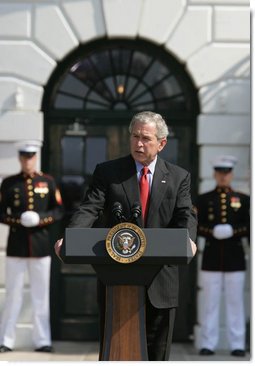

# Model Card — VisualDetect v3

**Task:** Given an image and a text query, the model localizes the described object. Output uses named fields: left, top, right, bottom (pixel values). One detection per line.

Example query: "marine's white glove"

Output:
left=213, top=224, right=233, bottom=240
left=20, top=211, right=40, bottom=227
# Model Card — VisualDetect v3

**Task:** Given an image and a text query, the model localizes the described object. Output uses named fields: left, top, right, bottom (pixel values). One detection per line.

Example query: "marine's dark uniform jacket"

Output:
left=0, top=171, right=63, bottom=257
left=197, top=187, right=250, bottom=272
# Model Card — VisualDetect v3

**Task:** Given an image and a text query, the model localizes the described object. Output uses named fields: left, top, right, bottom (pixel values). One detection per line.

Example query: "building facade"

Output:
left=0, top=0, right=250, bottom=349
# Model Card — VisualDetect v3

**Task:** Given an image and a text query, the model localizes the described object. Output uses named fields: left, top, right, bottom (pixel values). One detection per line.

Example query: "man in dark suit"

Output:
left=55, top=111, right=197, bottom=361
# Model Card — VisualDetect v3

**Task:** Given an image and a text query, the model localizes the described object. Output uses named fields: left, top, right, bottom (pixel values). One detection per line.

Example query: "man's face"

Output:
left=214, top=170, right=233, bottom=187
left=130, top=121, right=167, bottom=165
left=19, top=153, right=37, bottom=174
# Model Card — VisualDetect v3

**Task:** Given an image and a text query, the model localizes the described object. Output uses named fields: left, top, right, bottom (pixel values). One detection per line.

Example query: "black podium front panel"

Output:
left=63, top=227, right=192, bottom=265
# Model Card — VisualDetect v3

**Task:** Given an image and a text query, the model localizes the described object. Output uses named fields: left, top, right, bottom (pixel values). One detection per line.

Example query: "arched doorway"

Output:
left=42, top=38, right=199, bottom=341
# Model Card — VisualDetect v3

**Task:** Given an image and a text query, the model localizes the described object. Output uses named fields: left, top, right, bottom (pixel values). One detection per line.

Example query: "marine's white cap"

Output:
left=211, top=155, right=237, bottom=171
left=16, top=140, right=42, bottom=154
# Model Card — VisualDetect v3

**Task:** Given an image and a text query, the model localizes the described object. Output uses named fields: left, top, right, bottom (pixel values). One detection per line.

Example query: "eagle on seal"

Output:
left=117, top=232, right=136, bottom=254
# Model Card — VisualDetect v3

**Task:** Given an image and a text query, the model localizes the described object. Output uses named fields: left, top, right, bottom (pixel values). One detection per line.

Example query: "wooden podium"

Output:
left=61, top=227, right=193, bottom=361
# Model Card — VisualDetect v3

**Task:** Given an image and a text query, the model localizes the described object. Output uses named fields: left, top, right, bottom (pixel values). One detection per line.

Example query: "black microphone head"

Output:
left=131, top=202, right=141, bottom=218
left=112, top=202, right=122, bottom=210
left=112, top=202, right=123, bottom=219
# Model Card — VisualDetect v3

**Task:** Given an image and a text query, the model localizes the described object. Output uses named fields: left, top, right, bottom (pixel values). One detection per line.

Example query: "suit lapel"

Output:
left=146, top=157, right=169, bottom=227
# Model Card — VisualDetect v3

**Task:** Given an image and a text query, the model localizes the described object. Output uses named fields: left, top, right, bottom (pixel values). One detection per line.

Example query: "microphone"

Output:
left=112, top=202, right=124, bottom=222
left=131, top=202, right=142, bottom=220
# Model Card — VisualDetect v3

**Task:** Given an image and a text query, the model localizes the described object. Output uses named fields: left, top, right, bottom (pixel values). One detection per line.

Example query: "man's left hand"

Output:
left=190, top=239, right=197, bottom=256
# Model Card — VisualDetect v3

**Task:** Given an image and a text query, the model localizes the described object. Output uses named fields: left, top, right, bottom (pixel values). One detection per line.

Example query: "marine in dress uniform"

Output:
left=197, top=155, right=249, bottom=357
left=0, top=141, right=63, bottom=353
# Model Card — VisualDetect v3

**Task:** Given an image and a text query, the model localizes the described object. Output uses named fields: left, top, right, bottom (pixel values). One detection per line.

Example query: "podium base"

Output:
left=100, top=285, right=148, bottom=361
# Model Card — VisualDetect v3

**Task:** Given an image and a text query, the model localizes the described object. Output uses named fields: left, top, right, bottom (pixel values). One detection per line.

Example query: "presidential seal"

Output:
left=106, top=222, right=146, bottom=264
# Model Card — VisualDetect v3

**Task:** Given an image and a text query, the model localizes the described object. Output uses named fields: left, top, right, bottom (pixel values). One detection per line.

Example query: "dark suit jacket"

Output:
left=68, top=154, right=197, bottom=308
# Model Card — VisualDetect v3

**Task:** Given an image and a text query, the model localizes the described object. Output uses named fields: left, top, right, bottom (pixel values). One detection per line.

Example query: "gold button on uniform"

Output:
left=28, top=204, right=34, bottom=209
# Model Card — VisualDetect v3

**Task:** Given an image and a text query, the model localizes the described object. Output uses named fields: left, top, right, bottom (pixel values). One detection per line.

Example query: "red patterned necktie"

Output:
left=139, top=167, right=150, bottom=221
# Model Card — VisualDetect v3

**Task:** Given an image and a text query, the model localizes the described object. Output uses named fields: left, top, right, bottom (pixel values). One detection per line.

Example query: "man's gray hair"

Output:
left=129, top=111, right=169, bottom=139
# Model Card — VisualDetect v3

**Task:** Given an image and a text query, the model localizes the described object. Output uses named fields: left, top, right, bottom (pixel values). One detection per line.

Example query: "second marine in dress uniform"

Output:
left=197, top=155, right=249, bottom=357
left=0, top=141, right=63, bottom=353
